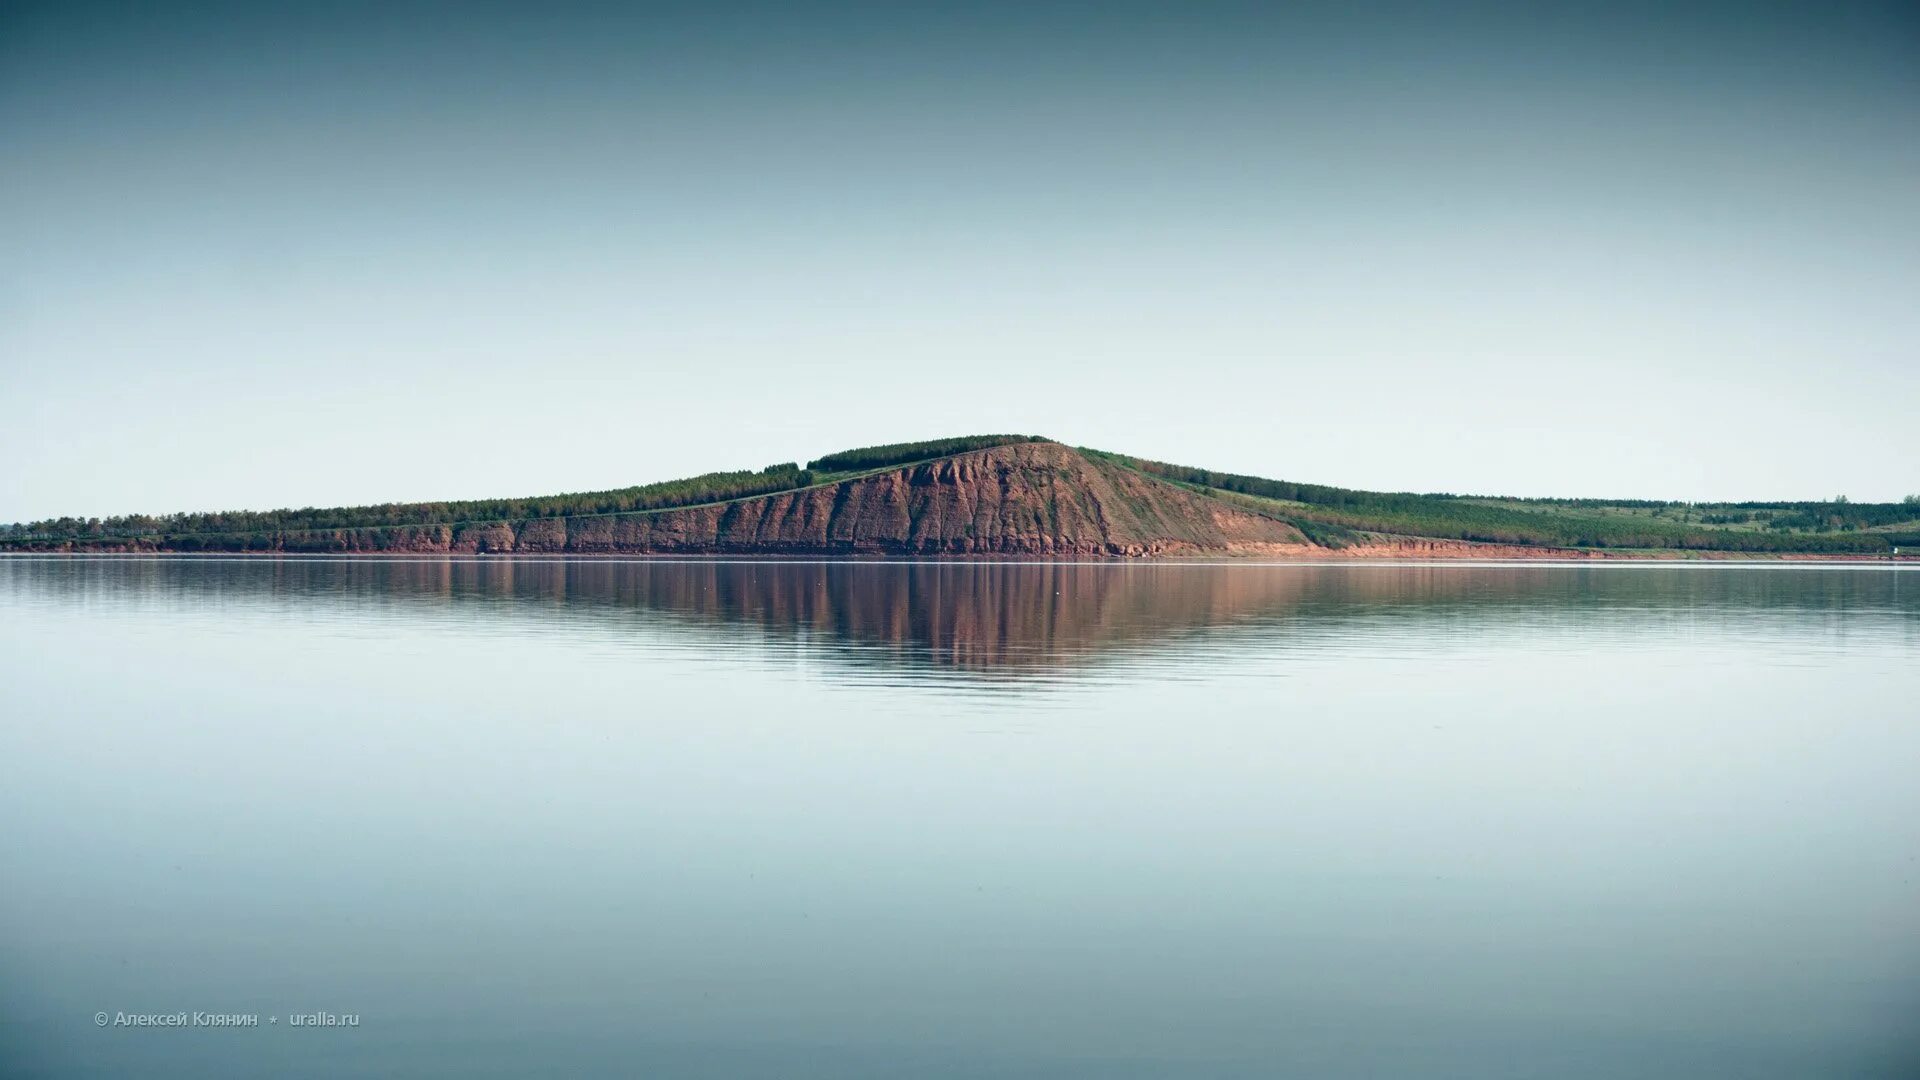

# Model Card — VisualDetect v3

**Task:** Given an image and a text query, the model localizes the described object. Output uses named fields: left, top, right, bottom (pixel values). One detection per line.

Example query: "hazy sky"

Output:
left=3, top=1, right=1916, bottom=521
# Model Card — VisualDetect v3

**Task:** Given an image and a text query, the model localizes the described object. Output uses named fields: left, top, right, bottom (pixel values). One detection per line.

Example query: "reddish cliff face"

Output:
left=19, top=443, right=1320, bottom=556
left=504, top=441, right=1314, bottom=557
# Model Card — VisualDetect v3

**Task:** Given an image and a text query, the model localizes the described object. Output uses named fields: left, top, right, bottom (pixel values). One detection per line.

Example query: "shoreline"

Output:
left=2, top=550, right=1912, bottom=565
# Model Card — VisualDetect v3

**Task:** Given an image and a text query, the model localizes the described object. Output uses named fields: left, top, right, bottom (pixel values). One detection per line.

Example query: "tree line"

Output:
left=806, top=435, right=1049, bottom=473
left=4, top=465, right=817, bottom=544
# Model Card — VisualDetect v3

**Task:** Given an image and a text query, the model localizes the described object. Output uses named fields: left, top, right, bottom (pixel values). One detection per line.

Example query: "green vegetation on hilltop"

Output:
left=1085, top=449, right=1918, bottom=555
left=806, top=435, right=1049, bottom=472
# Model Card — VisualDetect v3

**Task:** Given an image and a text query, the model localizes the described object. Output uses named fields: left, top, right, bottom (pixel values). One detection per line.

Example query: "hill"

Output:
left=3, top=436, right=1916, bottom=557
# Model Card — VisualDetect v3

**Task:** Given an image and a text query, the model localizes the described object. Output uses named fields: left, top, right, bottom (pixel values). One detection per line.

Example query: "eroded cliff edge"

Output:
left=34, top=442, right=1321, bottom=557
left=459, top=441, right=1315, bottom=556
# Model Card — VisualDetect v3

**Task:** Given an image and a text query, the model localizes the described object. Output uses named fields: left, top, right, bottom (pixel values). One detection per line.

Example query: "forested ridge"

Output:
left=1, top=465, right=817, bottom=545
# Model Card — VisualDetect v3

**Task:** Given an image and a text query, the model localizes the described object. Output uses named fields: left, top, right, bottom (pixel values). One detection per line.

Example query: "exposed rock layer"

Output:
left=513, top=442, right=1316, bottom=557
left=33, top=443, right=1319, bottom=557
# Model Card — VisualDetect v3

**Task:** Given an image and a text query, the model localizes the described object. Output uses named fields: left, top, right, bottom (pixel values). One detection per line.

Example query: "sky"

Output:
left=2, top=0, right=1916, bottom=521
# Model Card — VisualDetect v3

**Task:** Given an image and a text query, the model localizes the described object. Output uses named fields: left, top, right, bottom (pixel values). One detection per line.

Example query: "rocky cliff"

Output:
left=31, top=442, right=1320, bottom=556
left=460, top=441, right=1311, bottom=556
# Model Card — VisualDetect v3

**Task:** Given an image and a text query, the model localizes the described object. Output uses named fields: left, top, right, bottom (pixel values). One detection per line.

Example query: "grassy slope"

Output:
left=1082, top=449, right=1920, bottom=555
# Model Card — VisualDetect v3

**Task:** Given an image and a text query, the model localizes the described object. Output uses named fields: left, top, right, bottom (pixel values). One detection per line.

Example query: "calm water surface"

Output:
left=1, top=558, right=1917, bottom=1078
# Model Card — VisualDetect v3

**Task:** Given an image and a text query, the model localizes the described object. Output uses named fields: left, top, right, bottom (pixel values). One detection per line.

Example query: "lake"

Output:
left=1, top=558, right=1916, bottom=1078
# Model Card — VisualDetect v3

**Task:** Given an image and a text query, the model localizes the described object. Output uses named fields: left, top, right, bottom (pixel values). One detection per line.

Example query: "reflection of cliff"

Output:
left=8, top=559, right=1914, bottom=680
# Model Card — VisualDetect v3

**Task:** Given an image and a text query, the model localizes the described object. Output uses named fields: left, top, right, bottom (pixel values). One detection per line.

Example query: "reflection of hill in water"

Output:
left=7, top=559, right=1916, bottom=683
